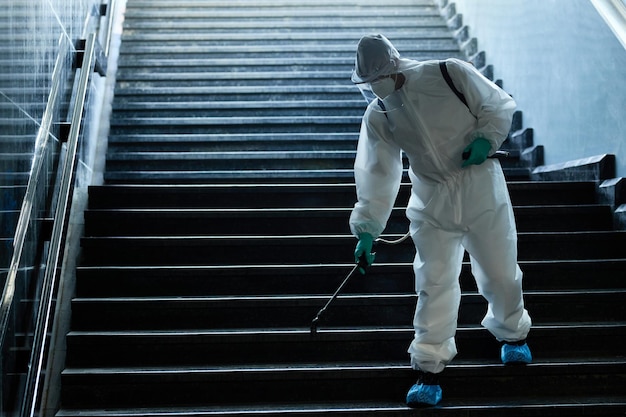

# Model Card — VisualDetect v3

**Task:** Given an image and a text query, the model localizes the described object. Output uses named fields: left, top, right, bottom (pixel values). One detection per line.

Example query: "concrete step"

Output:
left=121, top=17, right=447, bottom=33
left=102, top=168, right=534, bottom=185
left=83, top=204, right=614, bottom=236
left=74, top=259, right=626, bottom=298
left=55, top=400, right=626, bottom=417
left=117, top=28, right=457, bottom=47
left=79, top=231, right=626, bottom=266
left=86, top=182, right=601, bottom=209
left=106, top=132, right=360, bottom=152
left=69, top=290, right=626, bottom=331
left=65, top=324, right=626, bottom=368
left=114, top=53, right=465, bottom=73
left=59, top=360, right=626, bottom=409
left=117, top=40, right=461, bottom=60
left=105, top=149, right=360, bottom=170
left=110, top=100, right=367, bottom=118
left=110, top=84, right=362, bottom=103
left=102, top=167, right=359, bottom=184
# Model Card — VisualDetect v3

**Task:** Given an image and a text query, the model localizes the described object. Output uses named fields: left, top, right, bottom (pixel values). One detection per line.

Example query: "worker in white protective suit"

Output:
left=349, top=34, right=533, bottom=407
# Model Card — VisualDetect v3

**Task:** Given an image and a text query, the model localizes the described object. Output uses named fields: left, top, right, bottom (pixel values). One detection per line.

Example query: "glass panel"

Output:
left=1, top=1, right=102, bottom=417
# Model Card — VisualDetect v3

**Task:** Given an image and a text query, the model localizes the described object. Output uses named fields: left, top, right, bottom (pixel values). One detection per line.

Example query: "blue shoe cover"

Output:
left=406, top=382, right=442, bottom=407
left=501, top=342, right=532, bottom=364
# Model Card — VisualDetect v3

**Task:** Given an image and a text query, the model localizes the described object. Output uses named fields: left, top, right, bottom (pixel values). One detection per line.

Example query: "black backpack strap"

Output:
left=377, top=98, right=389, bottom=120
left=439, top=60, right=469, bottom=109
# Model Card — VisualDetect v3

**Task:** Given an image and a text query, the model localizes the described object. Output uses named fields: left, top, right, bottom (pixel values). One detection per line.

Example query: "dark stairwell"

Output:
left=55, top=1, right=626, bottom=416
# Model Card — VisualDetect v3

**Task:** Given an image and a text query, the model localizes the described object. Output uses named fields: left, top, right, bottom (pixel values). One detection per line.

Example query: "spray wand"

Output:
left=310, top=255, right=370, bottom=335
left=309, top=231, right=413, bottom=335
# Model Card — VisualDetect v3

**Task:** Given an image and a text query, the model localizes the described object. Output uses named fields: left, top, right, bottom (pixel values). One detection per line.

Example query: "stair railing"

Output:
left=0, top=33, right=71, bottom=417
left=24, top=32, right=100, bottom=417
left=0, top=1, right=116, bottom=416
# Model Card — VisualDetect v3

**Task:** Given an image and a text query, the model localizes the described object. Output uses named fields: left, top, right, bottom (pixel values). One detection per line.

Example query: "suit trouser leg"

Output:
left=408, top=222, right=465, bottom=374
left=462, top=206, right=531, bottom=342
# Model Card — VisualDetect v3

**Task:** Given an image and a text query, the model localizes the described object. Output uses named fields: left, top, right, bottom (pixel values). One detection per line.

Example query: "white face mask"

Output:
left=370, top=77, right=396, bottom=99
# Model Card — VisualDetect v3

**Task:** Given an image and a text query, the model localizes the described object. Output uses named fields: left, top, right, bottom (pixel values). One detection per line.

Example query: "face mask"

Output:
left=370, top=77, right=396, bottom=99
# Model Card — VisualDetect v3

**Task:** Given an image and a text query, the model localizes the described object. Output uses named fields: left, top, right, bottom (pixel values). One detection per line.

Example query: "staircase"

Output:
left=57, top=1, right=626, bottom=416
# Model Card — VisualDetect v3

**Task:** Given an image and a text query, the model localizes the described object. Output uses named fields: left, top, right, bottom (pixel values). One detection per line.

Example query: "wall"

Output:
left=449, top=0, right=626, bottom=178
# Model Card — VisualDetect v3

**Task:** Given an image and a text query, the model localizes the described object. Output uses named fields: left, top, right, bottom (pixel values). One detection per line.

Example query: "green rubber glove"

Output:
left=462, top=137, right=492, bottom=167
left=354, top=232, right=375, bottom=274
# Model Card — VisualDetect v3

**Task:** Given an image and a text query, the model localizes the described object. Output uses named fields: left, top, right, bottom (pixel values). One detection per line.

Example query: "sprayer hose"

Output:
left=375, top=231, right=411, bottom=245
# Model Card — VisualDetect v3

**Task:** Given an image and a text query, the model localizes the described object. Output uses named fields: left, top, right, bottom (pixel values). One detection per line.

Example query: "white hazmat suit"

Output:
left=349, top=38, right=532, bottom=375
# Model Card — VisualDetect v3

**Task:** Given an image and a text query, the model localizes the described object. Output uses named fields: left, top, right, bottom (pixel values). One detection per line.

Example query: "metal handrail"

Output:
left=103, top=0, right=119, bottom=57
left=20, top=32, right=99, bottom=417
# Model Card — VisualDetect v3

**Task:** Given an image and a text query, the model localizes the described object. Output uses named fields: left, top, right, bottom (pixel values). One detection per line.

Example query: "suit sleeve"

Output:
left=349, top=112, right=404, bottom=238
left=446, top=58, right=517, bottom=153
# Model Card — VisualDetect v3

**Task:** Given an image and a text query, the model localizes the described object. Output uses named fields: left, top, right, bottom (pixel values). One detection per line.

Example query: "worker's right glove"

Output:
left=354, top=232, right=376, bottom=274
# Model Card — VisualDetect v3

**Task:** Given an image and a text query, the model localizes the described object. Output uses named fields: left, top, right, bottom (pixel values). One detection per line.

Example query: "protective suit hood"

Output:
left=351, top=34, right=401, bottom=84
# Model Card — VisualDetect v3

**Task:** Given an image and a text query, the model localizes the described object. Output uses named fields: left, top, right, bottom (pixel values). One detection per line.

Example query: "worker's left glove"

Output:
left=354, top=232, right=375, bottom=274
left=462, top=137, right=492, bottom=167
